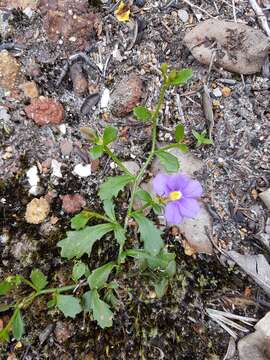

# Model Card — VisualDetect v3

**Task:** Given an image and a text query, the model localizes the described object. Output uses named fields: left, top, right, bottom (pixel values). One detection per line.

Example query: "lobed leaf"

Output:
left=103, top=199, right=116, bottom=220
left=91, top=289, right=113, bottom=328
left=132, top=213, right=164, bottom=256
left=98, top=175, right=135, bottom=201
left=58, top=224, right=114, bottom=259
left=113, top=224, right=126, bottom=247
left=57, top=294, right=82, bottom=319
left=30, top=269, right=48, bottom=291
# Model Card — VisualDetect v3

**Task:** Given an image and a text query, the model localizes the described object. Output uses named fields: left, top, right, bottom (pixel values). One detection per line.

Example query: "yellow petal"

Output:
left=115, top=1, right=130, bottom=22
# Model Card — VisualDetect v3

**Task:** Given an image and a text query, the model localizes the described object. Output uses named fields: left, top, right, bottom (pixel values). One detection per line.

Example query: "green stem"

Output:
left=103, top=145, right=132, bottom=176
left=36, top=284, right=77, bottom=296
left=87, top=211, right=115, bottom=224
left=124, top=82, right=168, bottom=230
left=159, top=143, right=177, bottom=151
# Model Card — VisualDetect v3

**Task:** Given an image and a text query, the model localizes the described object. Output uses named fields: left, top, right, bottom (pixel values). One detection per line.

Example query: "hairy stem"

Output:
left=104, top=145, right=132, bottom=176
left=124, top=82, right=168, bottom=230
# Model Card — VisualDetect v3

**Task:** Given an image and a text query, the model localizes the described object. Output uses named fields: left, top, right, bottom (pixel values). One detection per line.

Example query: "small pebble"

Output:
left=27, top=166, right=39, bottom=187
left=61, top=194, right=86, bottom=214
left=25, top=197, right=50, bottom=224
left=73, top=164, right=91, bottom=177
left=51, top=159, right=62, bottom=178
left=178, top=9, right=189, bottom=23
left=259, top=189, right=270, bottom=210
left=134, top=0, right=146, bottom=7
left=222, top=86, right=231, bottom=97
left=212, top=87, right=222, bottom=98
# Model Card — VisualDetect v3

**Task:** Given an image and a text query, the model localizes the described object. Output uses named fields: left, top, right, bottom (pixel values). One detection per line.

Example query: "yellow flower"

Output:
left=115, top=1, right=130, bottom=22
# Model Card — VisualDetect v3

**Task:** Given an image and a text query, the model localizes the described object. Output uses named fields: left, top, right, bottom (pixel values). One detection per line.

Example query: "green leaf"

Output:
left=58, top=223, right=114, bottom=259
left=12, top=309, right=24, bottom=340
left=72, top=261, right=87, bottom=281
left=91, top=289, right=113, bottom=328
left=57, top=295, right=82, bottom=319
left=0, top=328, right=10, bottom=342
left=82, top=290, right=93, bottom=313
left=30, top=269, right=48, bottom=291
left=113, top=224, right=126, bottom=247
left=47, top=298, right=56, bottom=309
left=161, top=63, right=168, bottom=76
left=175, top=124, right=184, bottom=142
left=71, top=210, right=93, bottom=230
left=103, top=126, right=118, bottom=145
left=0, top=281, right=13, bottom=296
left=155, top=150, right=179, bottom=173
left=89, top=145, right=104, bottom=160
left=170, top=69, right=192, bottom=86
left=176, top=143, right=188, bottom=153
left=154, top=277, right=169, bottom=298
left=98, top=175, right=135, bottom=201
left=0, top=304, right=14, bottom=312
left=133, top=106, right=152, bottom=121
left=132, top=213, right=164, bottom=255
left=125, top=249, right=175, bottom=270
left=103, top=199, right=116, bottom=220
left=135, top=189, right=152, bottom=203
left=152, top=203, right=162, bottom=215
left=88, top=262, right=115, bottom=290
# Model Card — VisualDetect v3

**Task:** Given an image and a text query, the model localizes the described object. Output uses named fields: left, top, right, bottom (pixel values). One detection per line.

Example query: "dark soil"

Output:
left=1, top=0, right=270, bottom=359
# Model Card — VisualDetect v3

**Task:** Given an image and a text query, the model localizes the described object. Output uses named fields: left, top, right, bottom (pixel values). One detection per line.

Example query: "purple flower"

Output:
left=152, top=173, right=203, bottom=225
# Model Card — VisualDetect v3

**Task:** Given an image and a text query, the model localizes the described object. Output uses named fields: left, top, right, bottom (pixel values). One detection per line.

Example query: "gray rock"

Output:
left=184, top=19, right=270, bottom=74
left=259, top=189, right=270, bottom=210
left=238, top=312, right=270, bottom=360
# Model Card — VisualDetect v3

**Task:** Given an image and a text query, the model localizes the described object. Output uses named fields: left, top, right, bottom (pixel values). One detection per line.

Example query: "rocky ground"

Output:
left=0, top=0, right=270, bottom=359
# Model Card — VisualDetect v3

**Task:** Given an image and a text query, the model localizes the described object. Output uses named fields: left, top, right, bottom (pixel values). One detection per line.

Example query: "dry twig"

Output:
left=249, top=0, right=270, bottom=37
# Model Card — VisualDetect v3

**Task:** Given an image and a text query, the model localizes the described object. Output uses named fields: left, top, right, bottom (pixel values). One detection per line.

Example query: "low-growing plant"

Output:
left=192, top=129, right=214, bottom=147
left=0, top=65, right=202, bottom=341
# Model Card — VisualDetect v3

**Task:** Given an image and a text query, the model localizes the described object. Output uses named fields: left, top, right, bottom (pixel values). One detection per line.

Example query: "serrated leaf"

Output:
left=113, top=224, right=126, bottom=247
left=89, top=145, right=104, bottom=160
left=155, top=150, right=179, bottom=173
left=98, top=175, right=135, bottom=201
left=12, top=309, right=24, bottom=340
left=58, top=224, right=114, bottom=259
left=0, top=281, right=13, bottom=296
left=103, top=126, right=118, bottom=145
left=88, top=262, right=115, bottom=290
left=57, top=295, right=82, bottom=319
left=71, top=210, right=92, bottom=230
left=91, top=289, right=113, bottom=328
left=72, top=261, right=87, bottom=281
left=132, top=213, right=164, bottom=255
left=30, top=269, right=48, bottom=291
left=133, top=106, right=152, bottom=121
left=103, top=199, right=116, bottom=220
left=170, top=69, right=192, bottom=86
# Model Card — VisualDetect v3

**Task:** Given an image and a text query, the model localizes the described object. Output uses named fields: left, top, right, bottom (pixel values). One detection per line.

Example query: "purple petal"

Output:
left=152, top=173, right=170, bottom=196
left=178, top=198, right=200, bottom=218
left=165, top=202, right=182, bottom=224
left=167, top=173, right=190, bottom=192
left=182, top=180, right=203, bottom=198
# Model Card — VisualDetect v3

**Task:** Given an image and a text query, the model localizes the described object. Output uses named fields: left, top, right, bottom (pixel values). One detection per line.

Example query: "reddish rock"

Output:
left=25, top=96, right=64, bottom=125
left=61, top=194, right=86, bottom=214
left=110, top=74, right=143, bottom=117
left=37, top=0, right=100, bottom=51
left=70, top=63, right=88, bottom=96
left=60, top=140, right=73, bottom=156
left=54, top=321, right=71, bottom=343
